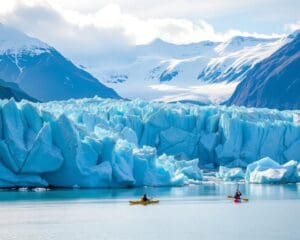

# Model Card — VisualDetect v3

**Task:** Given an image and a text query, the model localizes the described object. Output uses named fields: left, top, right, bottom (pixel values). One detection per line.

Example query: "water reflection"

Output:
left=0, top=183, right=299, bottom=202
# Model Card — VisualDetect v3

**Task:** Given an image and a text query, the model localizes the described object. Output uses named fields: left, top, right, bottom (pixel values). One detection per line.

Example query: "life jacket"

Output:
left=234, top=191, right=242, bottom=199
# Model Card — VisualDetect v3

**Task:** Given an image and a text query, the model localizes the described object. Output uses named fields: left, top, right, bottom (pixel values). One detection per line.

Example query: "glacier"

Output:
left=82, top=35, right=288, bottom=104
left=0, top=99, right=203, bottom=188
left=0, top=97, right=299, bottom=187
left=40, top=97, right=300, bottom=165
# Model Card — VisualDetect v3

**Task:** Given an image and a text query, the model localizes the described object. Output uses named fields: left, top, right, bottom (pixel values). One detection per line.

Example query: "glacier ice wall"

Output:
left=0, top=97, right=300, bottom=187
left=40, top=98, right=300, bottom=167
left=0, top=99, right=202, bottom=188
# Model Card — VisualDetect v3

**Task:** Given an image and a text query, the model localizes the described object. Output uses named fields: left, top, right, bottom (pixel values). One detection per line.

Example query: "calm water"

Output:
left=0, top=184, right=299, bottom=240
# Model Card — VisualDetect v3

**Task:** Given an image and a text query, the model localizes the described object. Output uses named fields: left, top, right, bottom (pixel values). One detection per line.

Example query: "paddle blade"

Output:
left=227, top=195, right=249, bottom=202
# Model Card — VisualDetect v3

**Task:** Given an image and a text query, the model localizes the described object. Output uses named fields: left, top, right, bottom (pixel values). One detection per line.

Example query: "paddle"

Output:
left=227, top=195, right=249, bottom=202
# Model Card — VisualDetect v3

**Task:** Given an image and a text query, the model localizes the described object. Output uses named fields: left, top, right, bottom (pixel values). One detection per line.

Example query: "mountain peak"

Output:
left=147, top=38, right=172, bottom=47
left=0, top=24, right=50, bottom=55
left=0, top=25, right=121, bottom=101
left=226, top=30, right=300, bottom=110
left=215, top=35, right=279, bottom=55
left=227, top=35, right=278, bottom=46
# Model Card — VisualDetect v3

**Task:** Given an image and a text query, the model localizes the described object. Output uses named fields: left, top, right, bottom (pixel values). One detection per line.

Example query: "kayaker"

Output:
left=234, top=189, right=242, bottom=199
left=141, top=194, right=150, bottom=202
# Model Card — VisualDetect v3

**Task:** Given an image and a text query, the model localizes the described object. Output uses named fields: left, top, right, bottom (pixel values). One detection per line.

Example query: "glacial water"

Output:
left=0, top=184, right=299, bottom=240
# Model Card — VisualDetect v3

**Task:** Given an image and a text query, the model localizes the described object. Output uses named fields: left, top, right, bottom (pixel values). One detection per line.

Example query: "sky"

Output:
left=0, top=0, right=299, bottom=60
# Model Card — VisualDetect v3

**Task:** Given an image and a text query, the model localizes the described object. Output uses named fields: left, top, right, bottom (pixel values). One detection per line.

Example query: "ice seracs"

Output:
left=0, top=99, right=202, bottom=188
left=0, top=97, right=299, bottom=188
left=40, top=97, right=300, bottom=167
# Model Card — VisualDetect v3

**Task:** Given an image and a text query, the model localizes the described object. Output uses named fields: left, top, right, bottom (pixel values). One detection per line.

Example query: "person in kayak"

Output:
left=234, top=189, right=242, bottom=199
left=141, top=194, right=150, bottom=202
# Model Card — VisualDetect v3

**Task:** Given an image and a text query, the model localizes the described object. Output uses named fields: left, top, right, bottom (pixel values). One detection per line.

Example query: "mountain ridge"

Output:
left=0, top=24, right=121, bottom=102
left=0, top=78, right=37, bottom=102
left=82, top=34, right=286, bottom=103
left=226, top=30, right=300, bottom=110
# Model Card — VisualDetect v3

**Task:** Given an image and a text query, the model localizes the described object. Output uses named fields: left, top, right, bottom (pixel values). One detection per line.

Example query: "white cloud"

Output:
left=0, top=1, right=15, bottom=14
left=285, top=21, right=300, bottom=32
left=0, top=0, right=289, bottom=62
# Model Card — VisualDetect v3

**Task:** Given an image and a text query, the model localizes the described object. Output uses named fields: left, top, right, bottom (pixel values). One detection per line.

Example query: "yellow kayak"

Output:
left=129, top=200, right=160, bottom=205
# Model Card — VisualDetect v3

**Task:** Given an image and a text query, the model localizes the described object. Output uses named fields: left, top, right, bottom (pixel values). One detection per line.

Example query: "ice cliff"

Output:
left=41, top=98, right=300, bottom=165
left=0, top=99, right=202, bottom=188
left=0, top=97, right=299, bottom=187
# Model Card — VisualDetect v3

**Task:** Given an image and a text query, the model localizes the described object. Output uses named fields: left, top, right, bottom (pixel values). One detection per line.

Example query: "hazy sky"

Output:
left=0, top=0, right=299, bottom=60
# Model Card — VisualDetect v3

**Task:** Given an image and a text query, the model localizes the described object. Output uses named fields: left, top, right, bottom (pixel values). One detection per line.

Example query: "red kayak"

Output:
left=233, top=198, right=242, bottom=203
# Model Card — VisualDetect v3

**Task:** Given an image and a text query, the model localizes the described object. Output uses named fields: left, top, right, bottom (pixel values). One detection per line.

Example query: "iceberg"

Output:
left=0, top=97, right=299, bottom=187
left=245, top=157, right=299, bottom=184
left=217, top=166, right=244, bottom=181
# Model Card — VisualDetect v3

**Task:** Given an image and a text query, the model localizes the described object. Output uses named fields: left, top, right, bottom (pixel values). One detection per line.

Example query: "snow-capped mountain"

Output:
left=226, top=30, right=300, bottom=110
left=82, top=35, right=287, bottom=104
left=0, top=79, right=37, bottom=102
left=0, top=24, right=120, bottom=102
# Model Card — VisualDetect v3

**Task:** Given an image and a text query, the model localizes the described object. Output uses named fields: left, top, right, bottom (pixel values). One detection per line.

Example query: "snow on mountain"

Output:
left=0, top=97, right=299, bottom=187
left=0, top=23, right=50, bottom=56
left=227, top=30, right=300, bottom=110
left=81, top=35, right=286, bottom=104
left=0, top=24, right=121, bottom=102
left=215, top=36, right=276, bottom=54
